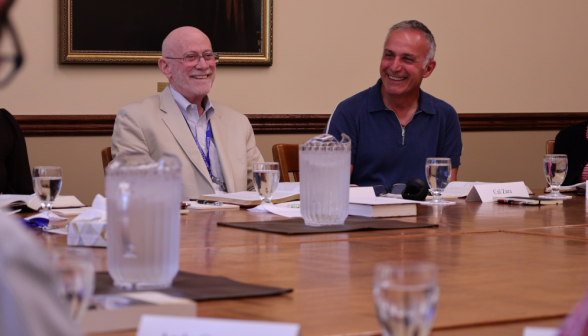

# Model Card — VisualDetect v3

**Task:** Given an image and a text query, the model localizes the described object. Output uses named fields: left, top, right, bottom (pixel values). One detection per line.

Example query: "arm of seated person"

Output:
left=450, top=166, right=459, bottom=182
left=111, top=107, right=150, bottom=158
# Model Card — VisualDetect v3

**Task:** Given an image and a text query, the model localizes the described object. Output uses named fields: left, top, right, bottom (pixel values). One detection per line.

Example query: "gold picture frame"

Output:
left=59, top=0, right=273, bottom=65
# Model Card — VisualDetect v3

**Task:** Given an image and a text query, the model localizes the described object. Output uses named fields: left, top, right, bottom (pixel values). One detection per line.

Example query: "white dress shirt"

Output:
left=170, top=86, right=226, bottom=194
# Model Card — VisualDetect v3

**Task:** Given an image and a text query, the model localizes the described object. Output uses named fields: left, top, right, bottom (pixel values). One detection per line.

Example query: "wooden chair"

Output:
left=272, top=144, right=299, bottom=182
left=546, top=140, right=555, bottom=154
left=101, top=147, right=113, bottom=174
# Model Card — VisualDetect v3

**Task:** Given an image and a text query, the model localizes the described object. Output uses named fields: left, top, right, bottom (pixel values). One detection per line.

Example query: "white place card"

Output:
left=522, top=326, right=559, bottom=336
left=136, top=315, right=300, bottom=336
left=466, top=181, right=529, bottom=203
left=349, top=186, right=376, bottom=198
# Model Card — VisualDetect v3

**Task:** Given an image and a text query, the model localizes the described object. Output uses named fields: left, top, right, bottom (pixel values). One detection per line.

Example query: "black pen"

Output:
left=196, top=200, right=223, bottom=206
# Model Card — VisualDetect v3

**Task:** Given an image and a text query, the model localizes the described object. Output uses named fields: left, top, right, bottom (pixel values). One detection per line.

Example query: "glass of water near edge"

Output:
left=541, top=154, right=572, bottom=199
left=49, top=247, right=95, bottom=322
left=252, top=162, right=280, bottom=205
left=32, top=166, right=63, bottom=218
left=424, top=158, right=452, bottom=205
left=373, top=262, right=439, bottom=336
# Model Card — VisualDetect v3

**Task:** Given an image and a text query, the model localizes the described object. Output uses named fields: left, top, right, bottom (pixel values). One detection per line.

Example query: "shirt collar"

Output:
left=367, top=79, right=436, bottom=115
left=169, top=85, right=215, bottom=121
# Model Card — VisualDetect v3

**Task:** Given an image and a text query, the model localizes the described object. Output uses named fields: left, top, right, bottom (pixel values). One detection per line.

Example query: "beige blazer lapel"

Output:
left=210, top=106, right=236, bottom=192
left=159, top=87, right=214, bottom=189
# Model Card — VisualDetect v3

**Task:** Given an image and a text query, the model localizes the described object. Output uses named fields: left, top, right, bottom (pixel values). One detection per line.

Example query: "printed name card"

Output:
left=466, top=182, right=529, bottom=203
left=136, top=315, right=300, bottom=336
left=522, top=326, right=559, bottom=336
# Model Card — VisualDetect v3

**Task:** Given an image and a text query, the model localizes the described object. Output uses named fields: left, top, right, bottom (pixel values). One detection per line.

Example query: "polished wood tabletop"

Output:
left=46, top=191, right=586, bottom=336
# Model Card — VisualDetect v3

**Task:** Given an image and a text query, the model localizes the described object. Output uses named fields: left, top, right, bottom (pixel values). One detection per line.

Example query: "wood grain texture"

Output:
left=13, top=112, right=588, bottom=136
left=39, top=193, right=587, bottom=336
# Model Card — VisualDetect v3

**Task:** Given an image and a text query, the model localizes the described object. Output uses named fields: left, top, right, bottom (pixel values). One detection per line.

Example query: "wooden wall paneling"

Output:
left=13, top=113, right=588, bottom=136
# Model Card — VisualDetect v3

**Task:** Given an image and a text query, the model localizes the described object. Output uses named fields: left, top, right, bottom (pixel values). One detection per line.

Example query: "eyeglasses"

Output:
left=164, top=52, right=219, bottom=64
left=0, top=16, right=24, bottom=88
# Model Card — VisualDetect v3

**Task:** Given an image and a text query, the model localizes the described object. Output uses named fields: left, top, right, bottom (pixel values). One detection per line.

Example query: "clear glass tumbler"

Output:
left=541, top=154, right=571, bottom=199
left=373, top=262, right=439, bottom=336
left=32, top=166, right=63, bottom=218
left=424, top=158, right=452, bottom=205
left=49, top=247, right=95, bottom=321
left=252, top=162, right=280, bottom=205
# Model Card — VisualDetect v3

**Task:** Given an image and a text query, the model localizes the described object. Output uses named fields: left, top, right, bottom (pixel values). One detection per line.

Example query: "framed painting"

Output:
left=59, top=0, right=273, bottom=65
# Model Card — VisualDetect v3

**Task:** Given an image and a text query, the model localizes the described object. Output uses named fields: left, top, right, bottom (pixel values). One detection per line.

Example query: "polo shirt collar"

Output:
left=367, top=79, right=436, bottom=115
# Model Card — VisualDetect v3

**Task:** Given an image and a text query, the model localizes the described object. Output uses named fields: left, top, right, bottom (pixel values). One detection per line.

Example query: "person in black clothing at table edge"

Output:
left=554, top=120, right=588, bottom=186
left=0, top=108, right=34, bottom=194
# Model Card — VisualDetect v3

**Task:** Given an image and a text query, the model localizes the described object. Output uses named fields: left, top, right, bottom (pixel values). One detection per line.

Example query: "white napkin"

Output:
left=71, top=194, right=107, bottom=224
left=25, top=211, right=67, bottom=221
left=247, top=202, right=302, bottom=218
left=247, top=204, right=269, bottom=213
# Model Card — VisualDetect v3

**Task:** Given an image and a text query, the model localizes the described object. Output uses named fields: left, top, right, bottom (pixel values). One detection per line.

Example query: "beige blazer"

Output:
left=111, top=86, right=264, bottom=200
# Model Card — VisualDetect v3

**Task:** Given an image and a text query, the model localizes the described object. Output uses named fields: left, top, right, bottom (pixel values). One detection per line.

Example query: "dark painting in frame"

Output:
left=59, top=0, right=273, bottom=65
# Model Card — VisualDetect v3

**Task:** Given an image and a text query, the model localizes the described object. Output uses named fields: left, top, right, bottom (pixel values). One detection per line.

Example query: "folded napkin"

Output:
left=70, top=194, right=106, bottom=224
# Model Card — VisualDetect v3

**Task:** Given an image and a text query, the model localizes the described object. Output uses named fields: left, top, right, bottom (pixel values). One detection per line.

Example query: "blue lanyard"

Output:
left=182, top=114, right=218, bottom=182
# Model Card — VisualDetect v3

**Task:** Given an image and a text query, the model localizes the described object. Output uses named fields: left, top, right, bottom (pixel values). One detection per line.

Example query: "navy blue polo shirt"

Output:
left=325, top=79, right=462, bottom=190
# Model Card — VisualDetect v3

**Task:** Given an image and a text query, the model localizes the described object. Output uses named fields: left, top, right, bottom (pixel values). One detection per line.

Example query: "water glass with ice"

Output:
left=373, top=262, right=439, bottom=336
left=32, top=166, right=63, bottom=218
left=252, top=162, right=280, bottom=205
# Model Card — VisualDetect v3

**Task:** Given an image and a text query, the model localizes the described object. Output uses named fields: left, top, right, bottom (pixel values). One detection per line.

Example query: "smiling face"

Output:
left=379, top=29, right=436, bottom=103
left=158, top=27, right=216, bottom=105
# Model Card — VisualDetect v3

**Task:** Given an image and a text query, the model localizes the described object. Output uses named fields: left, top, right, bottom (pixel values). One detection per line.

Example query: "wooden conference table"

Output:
left=43, top=191, right=588, bottom=336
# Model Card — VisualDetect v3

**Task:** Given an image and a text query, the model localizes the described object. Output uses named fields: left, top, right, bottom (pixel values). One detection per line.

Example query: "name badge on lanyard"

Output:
left=183, top=116, right=227, bottom=192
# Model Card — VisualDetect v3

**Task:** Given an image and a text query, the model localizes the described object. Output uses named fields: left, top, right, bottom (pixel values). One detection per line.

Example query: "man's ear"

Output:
left=158, top=58, right=172, bottom=79
left=422, top=59, right=436, bottom=79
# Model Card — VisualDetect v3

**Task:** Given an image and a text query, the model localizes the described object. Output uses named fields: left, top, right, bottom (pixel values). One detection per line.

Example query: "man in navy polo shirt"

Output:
left=326, top=20, right=462, bottom=191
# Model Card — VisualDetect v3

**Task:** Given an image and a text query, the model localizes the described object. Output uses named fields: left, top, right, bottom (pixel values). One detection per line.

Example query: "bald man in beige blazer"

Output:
left=111, top=27, right=263, bottom=200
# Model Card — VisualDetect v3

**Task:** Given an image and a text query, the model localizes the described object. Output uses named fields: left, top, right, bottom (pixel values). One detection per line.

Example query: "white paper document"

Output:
left=185, top=201, right=239, bottom=210
left=522, top=326, right=559, bottom=336
left=249, top=202, right=302, bottom=217
left=276, top=182, right=300, bottom=193
left=466, top=181, right=529, bottom=203
left=349, top=196, right=422, bottom=205
left=443, top=181, right=488, bottom=197
left=202, top=191, right=299, bottom=201
left=136, top=315, right=300, bottom=336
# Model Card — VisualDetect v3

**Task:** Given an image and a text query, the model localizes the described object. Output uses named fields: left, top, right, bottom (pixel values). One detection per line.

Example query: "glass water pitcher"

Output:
left=299, top=134, right=351, bottom=226
left=105, top=152, right=182, bottom=289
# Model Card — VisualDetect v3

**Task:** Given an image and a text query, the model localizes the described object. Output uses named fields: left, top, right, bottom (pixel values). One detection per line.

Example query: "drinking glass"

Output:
left=425, top=158, right=452, bottom=204
left=373, top=262, right=439, bottom=336
left=32, top=166, right=63, bottom=218
left=541, top=154, right=572, bottom=199
left=252, top=162, right=280, bottom=205
left=49, top=247, right=95, bottom=321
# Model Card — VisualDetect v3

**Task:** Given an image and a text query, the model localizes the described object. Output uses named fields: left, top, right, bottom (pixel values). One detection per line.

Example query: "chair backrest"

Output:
left=101, top=147, right=113, bottom=174
left=272, top=144, right=299, bottom=182
left=546, top=140, right=555, bottom=154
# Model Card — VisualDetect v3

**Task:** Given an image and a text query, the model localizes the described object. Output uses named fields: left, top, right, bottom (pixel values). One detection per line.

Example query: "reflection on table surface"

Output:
left=36, top=190, right=586, bottom=336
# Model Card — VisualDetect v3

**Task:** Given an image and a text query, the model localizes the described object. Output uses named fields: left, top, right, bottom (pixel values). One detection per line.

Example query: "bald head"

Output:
left=162, top=26, right=211, bottom=57
left=158, top=26, right=216, bottom=107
